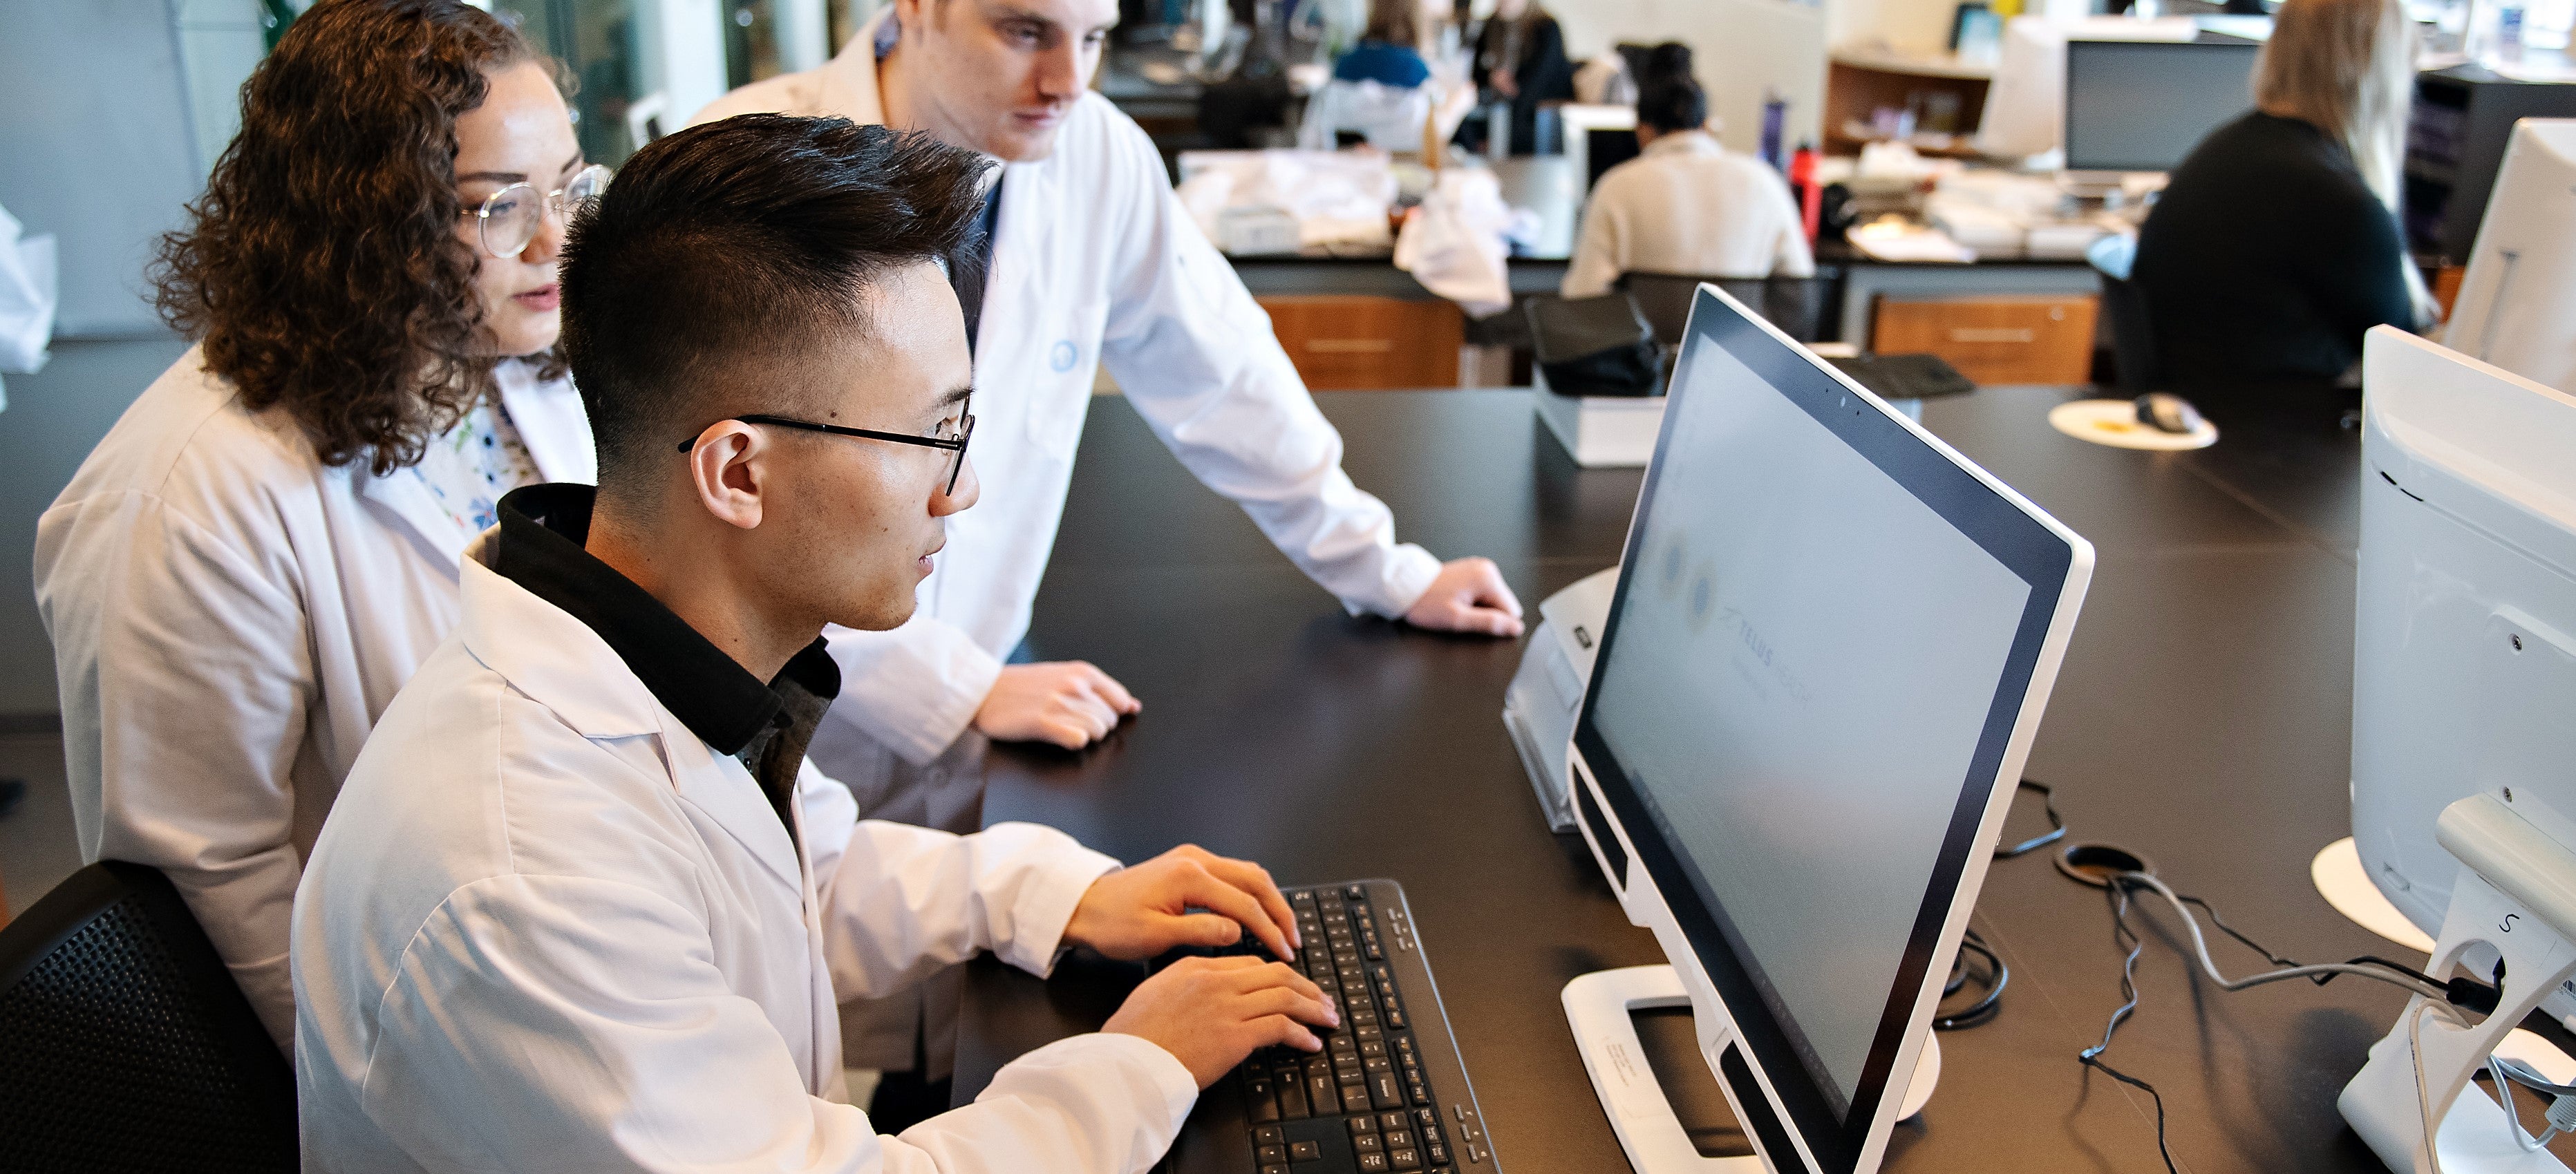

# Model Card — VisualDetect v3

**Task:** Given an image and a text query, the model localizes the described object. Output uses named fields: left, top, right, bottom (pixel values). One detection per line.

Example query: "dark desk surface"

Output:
left=953, top=385, right=2531, bottom=1172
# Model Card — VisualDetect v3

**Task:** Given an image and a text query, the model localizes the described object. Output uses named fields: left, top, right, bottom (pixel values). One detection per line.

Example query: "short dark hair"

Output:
left=1637, top=77, right=1709, bottom=135
left=559, top=115, right=991, bottom=493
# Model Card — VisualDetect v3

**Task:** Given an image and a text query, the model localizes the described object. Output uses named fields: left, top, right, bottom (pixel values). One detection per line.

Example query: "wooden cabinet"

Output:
left=1257, top=296, right=1463, bottom=391
left=1871, top=294, right=2100, bottom=386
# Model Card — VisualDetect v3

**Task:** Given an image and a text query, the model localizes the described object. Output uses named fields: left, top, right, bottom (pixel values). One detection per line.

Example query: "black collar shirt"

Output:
left=490, top=483, right=834, bottom=837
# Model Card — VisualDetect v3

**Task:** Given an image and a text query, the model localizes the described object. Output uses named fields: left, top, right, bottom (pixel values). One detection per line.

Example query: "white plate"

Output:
left=2047, top=398, right=2218, bottom=450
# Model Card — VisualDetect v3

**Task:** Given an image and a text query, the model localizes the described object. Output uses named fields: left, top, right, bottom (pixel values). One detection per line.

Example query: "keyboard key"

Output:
left=1390, top=1148, right=1422, bottom=1171
left=1263, top=1165, right=1290, bottom=1174
left=1347, top=1116, right=1378, bottom=1136
left=1357, top=1154, right=1389, bottom=1174
left=1277, top=1079, right=1309, bottom=1119
left=1385, top=1003, right=1407, bottom=1030
left=1290, top=1142, right=1321, bottom=1162
left=1346, top=884, right=1369, bottom=902
left=1355, top=1025, right=1382, bottom=1043
left=1426, top=1142, right=1449, bottom=1164
left=1384, top=1129, right=1415, bottom=1150
left=1413, top=1108, right=1439, bottom=1133
left=1259, top=1145, right=1287, bottom=1164
left=1341, top=1081, right=1370, bottom=1110
left=1371, top=1072, right=1402, bottom=1109
left=1256, top=1125, right=1286, bottom=1146
left=1353, top=1133, right=1383, bottom=1154
left=1381, top=1112, right=1410, bottom=1131
left=1307, top=1072, right=1340, bottom=1115
left=1409, top=1081, right=1431, bottom=1106
left=1359, top=1039, right=1386, bottom=1058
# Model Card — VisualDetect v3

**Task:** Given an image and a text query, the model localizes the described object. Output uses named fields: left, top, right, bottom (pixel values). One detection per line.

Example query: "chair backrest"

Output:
left=0, top=862, right=298, bottom=1173
left=1622, top=272, right=1830, bottom=346
left=2098, top=272, right=2160, bottom=394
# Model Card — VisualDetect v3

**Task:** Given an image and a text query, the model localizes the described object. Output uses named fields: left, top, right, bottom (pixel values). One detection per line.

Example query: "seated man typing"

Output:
left=291, top=115, right=1334, bottom=1173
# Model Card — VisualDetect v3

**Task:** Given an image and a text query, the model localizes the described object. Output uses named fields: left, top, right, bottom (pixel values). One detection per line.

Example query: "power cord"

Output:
left=1935, top=927, right=2006, bottom=1031
left=1928, top=782, right=2066, bottom=1034
left=2078, top=869, right=2477, bottom=1174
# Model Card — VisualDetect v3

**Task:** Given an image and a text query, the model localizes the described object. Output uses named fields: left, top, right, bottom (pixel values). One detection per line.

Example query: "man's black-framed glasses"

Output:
left=677, top=404, right=976, bottom=495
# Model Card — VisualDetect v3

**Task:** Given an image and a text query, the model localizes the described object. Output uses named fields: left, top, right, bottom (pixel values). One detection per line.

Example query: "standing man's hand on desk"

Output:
left=974, top=659, right=1141, bottom=748
left=1404, top=556, right=1527, bottom=637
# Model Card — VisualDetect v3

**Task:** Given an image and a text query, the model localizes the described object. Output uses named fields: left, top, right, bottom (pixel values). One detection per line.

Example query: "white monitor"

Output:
left=1974, top=17, right=2070, bottom=163
left=2441, top=119, right=2576, bottom=397
left=2351, top=328, right=2576, bottom=954
left=1563, top=286, right=2094, bottom=1174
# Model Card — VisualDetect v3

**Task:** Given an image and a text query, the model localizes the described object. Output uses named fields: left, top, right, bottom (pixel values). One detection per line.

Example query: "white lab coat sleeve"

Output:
left=801, top=755, right=1121, bottom=998
left=1561, top=185, right=1624, bottom=299
left=1093, top=116, right=1444, bottom=621
left=819, top=613, right=1006, bottom=766
left=356, top=873, right=1194, bottom=1174
left=35, top=487, right=308, bottom=1050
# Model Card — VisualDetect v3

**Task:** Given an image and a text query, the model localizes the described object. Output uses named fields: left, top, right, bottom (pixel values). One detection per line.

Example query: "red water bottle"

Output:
left=1789, top=142, right=1822, bottom=243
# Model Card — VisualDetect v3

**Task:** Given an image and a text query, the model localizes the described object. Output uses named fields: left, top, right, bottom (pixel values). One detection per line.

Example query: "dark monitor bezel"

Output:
left=2061, top=37, right=2263, bottom=173
left=1570, top=287, right=2076, bottom=1174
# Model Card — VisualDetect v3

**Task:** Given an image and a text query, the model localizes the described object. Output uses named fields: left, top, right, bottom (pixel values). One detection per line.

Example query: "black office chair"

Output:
left=1621, top=273, right=1830, bottom=347
left=2098, top=272, right=2161, bottom=394
left=0, top=862, right=299, bottom=1173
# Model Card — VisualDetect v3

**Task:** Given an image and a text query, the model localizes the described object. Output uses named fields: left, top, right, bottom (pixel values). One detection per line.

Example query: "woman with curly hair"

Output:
left=34, top=0, right=599, bottom=1049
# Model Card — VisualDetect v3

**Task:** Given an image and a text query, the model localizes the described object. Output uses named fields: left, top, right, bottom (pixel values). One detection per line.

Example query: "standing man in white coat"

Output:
left=693, top=0, right=1525, bottom=775
left=294, top=115, right=1337, bottom=1173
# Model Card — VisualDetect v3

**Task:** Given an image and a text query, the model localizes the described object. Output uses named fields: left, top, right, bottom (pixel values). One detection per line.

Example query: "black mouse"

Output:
left=2134, top=392, right=2203, bottom=435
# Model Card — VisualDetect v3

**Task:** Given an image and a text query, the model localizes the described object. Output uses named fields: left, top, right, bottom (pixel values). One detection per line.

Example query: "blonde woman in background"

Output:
left=2130, top=0, right=2434, bottom=395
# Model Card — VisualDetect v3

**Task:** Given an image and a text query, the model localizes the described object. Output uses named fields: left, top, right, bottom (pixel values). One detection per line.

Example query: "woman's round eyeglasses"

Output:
left=462, top=164, right=611, bottom=259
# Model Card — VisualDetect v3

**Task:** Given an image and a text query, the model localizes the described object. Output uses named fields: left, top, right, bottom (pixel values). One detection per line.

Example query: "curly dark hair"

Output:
left=151, top=0, right=563, bottom=476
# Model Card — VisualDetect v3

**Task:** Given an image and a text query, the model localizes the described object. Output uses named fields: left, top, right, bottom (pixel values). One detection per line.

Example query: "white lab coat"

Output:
left=33, top=347, right=594, bottom=1048
left=1559, top=131, right=1816, bottom=299
left=291, top=551, right=1196, bottom=1173
left=694, top=12, right=1443, bottom=770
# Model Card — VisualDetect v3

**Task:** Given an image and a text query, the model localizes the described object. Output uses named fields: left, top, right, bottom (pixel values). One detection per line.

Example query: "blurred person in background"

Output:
left=2130, top=0, right=2434, bottom=396
left=1464, top=0, right=1574, bottom=154
left=1561, top=48, right=1813, bottom=299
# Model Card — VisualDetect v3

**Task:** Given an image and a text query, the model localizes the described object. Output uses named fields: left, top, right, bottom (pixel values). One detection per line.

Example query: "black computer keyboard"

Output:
left=1149, top=880, right=1498, bottom=1174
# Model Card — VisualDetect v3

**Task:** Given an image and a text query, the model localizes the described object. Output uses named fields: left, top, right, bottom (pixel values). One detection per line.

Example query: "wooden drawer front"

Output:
left=1870, top=294, right=2100, bottom=386
left=1257, top=296, right=1463, bottom=390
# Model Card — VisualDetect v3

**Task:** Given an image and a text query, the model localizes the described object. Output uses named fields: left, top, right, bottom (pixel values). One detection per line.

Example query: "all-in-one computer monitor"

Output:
left=2349, top=327, right=2576, bottom=958
left=1562, top=286, right=2094, bottom=1174
left=2441, top=118, right=2576, bottom=397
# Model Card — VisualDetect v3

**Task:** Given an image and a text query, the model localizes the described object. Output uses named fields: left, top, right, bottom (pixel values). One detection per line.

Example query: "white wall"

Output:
left=1825, top=0, right=1962, bottom=53
left=1550, top=0, right=1828, bottom=156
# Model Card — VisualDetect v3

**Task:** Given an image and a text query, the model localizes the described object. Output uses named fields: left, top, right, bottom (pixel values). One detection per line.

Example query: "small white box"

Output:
left=1533, top=383, right=1666, bottom=468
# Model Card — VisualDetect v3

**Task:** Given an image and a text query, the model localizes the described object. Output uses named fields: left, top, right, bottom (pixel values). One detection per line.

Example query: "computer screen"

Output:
left=1570, top=287, right=2085, bottom=1173
left=1588, top=126, right=1642, bottom=191
left=2062, top=38, right=2262, bottom=172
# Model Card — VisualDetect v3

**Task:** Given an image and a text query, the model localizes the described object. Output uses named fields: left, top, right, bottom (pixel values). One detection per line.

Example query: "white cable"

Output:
left=2412, top=998, right=2464, bottom=1174
left=2116, top=872, right=2451, bottom=1001
left=2489, top=1054, right=2557, bottom=1153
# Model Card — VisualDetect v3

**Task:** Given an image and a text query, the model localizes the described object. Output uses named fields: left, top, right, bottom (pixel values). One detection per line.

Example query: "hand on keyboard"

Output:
left=1066, top=844, right=1303, bottom=961
left=1106, top=955, right=1339, bottom=1088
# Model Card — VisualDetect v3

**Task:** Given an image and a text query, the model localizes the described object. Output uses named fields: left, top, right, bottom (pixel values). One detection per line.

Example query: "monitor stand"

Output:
left=1563, top=966, right=1939, bottom=1174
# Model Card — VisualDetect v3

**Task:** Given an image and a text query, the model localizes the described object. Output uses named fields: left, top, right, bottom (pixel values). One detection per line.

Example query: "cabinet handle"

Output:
left=1948, top=328, right=2036, bottom=344
left=1307, top=339, right=1397, bottom=354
